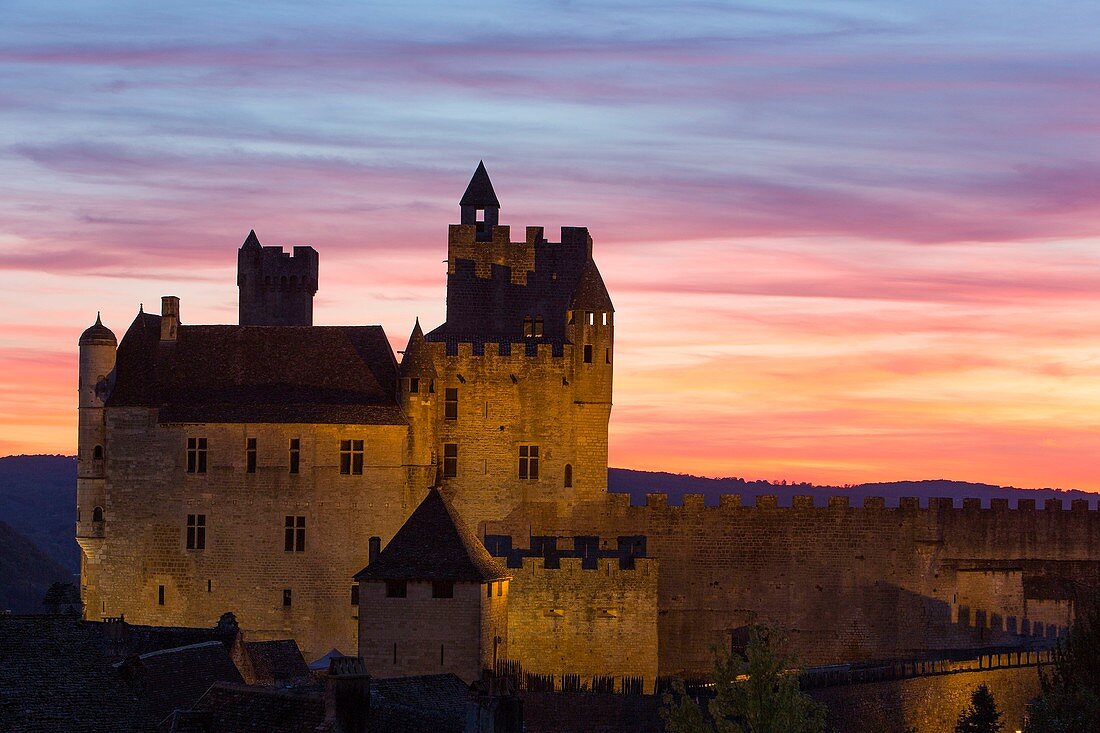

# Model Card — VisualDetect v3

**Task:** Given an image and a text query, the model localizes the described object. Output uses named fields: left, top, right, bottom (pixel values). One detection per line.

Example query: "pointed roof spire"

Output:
left=460, top=161, right=499, bottom=208
left=570, top=259, right=614, bottom=311
left=354, top=488, right=509, bottom=582
left=398, top=318, right=437, bottom=379
left=241, top=229, right=261, bottom=250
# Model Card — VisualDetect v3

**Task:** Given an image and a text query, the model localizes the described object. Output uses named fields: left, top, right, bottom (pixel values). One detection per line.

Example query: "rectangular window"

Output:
left=443, top=443, right=458, bottom=478
left=207, top=579, right=212, bottom=592
left=284, top=515, right=305, bottom=552
left=605, top=348, right=611, bottom=364
left=602, top=312, right=608, bottom=325
left=519, top=445, right=539, bottom=480
left=432, top=581, right=454, bottom=599
left=351, top=585, right=359, bottom=606
left=409, top=377, right=419, bottom=394
left=587, top=311, right=595, bottom=325
left=444, top=388, right=458, bottom=421
left=340, top=440, right=364, bottom=475
left=289, top=438, right=300, bottom=474
left=246, top=437, right=257, bottom=473
left=497, top=581, right=503, bottom=597
left=282, top=589, right=292, bottom=608
left=186, top=514, right=206, bottom=550
left=186, top=437, right=207, bottom=474
left=385, top=580, right=407, bottom=598
left=583, top=344, right=593, bottom=363
left=158, top=585, right=165, bottom=606
left=487, top=583, right=492, bottom=598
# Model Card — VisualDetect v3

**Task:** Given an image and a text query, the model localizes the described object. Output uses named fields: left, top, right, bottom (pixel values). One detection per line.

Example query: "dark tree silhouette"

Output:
left=41, top=581, right=82, bottom=614
left=1024, top=591, right=1100, bottom=733
left=955, top=684, right=1004, bottom=733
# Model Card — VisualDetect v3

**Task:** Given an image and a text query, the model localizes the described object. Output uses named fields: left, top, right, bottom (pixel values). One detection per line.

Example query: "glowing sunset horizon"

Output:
left=3, top=3, right=1100, bottom=491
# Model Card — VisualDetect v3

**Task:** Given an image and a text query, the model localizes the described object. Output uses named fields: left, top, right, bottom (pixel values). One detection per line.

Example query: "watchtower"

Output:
left=236, top=229, right=319, bottom=326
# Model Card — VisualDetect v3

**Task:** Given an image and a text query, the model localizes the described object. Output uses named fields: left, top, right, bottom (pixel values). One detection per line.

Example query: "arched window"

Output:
left=523, top=316, right=533, bottom=337
left=92, top=506, right=104, bottom=522
left=93, top=445, right=104, bottom=460
left=564, top=464, right=573, bottom=488
left=534, top=315, right=544, bottom=337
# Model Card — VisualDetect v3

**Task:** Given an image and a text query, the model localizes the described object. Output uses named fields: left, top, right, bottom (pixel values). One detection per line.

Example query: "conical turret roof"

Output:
left=398, top=318, right=437, bottom=379
left=354, top=488, right=509, bottom=582
left=459, top=161, right=499, bottom=208
left=80, top=313, right=117, bottom=344
left=570, top=259, right=614, bottom=311
left=241, top=229, right=261, bottom=250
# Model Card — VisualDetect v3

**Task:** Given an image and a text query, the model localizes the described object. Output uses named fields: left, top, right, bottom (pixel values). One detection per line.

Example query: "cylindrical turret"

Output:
left=78, top=313, right=116, bottom=556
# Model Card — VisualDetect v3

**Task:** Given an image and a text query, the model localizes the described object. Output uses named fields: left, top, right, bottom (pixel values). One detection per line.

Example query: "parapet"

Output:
left=515, top=555, right=656, bottom=576
left=485, top=533, right=647, bottom=570
left=612, top=492, right=1100, bottom=516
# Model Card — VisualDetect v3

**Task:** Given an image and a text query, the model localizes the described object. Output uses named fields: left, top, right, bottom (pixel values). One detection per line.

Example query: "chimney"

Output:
left=160, top=296, right=180, bottom=341
left=324, top=656, right=371, bottom=733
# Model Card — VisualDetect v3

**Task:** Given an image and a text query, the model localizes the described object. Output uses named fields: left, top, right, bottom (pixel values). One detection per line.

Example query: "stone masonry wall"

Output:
left=484, top=493, right=1100, bottom=675
left=86, top=408, right=417, bottom=660
left=506, top=556, right=658, bottom=689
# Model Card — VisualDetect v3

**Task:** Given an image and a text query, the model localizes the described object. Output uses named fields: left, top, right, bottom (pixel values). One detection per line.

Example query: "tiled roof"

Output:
left=119, top=640, right=244, bottom=725
left=570, top=259, right=614, bottom=312
left=0, top=615, right=156, bottom=732
left=108, top=311, right=403, bottom=425
left=459, top=161, right=499, bottom=208
left=243, top=640, right=311, bottom=686
left=99, top=617, right=239, bottom=661
left=175, top=682, right=328, bottom=733
left=354, top=489, right=509, bottom=583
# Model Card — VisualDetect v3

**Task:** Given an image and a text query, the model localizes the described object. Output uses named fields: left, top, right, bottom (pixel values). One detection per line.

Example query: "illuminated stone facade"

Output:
left=78, top=163, right=1100, bottom=681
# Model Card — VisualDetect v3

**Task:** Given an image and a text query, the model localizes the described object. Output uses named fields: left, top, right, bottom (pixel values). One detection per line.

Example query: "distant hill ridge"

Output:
left=608, top=468, right=1100, bottom=509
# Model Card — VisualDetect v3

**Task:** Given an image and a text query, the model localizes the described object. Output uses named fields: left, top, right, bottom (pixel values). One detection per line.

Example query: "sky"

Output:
left=2, top=1, right=1100, bottom=489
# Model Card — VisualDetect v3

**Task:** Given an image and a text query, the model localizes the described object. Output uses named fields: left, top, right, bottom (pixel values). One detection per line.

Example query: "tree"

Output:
left=41, top=582, right=82, bottom=615
left=955, top=684, right=1004, bottom=733
left=1024, top=591, right=1100, bottom=733
left=662, top=625, right=826, bottom=733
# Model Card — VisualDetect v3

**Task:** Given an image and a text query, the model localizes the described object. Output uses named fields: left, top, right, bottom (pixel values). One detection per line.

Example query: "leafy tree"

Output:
left=662, top=625, right=826, bottom=733
left=1024, top=592, right=1100, bottom=733
left=41, top=581, right=82, bottom=614
left=955, top=684, right=1004, bottom=733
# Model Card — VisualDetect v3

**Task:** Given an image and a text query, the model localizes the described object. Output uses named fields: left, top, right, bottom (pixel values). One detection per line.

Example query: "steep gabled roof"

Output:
left=570, top=258, right=614, bottom=312
left=459, top=161, right=499, bottom=208
left=398, top=318, right=437, bottom=379
left=355, top=489, right=509, bottom=583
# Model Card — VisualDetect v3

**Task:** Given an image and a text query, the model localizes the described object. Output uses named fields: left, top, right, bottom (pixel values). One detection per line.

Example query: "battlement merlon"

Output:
left=446, top=224, right=592, bottom=282
left=513, top=556, right=657, bottom=576
left=605, top=492, right=1100, bottom=513
left=237, top=244, right=319, bottom=293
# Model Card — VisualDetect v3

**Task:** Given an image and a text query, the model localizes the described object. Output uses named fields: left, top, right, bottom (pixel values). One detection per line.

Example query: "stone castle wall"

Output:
left=484, top=493, right=1100, bottom=675
left=506, top=555, right=658, bottom=689
left=84, top=409, right=418, bottom=659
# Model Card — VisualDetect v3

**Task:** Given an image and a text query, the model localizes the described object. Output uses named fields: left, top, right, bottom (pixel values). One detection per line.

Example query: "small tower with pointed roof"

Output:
left=460, top=161, right=500, bottom=241
left=237, top=229, right=319, bottom=326
left=398, top=318, right=441, bottom=486
left=77, top=313, right=117, bottom=599
left=354, top=488, right=510, bottom=681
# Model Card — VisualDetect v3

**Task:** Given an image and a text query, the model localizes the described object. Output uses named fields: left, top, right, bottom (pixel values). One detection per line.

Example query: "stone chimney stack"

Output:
left=324, top=656, right=371, bottom=733
left=160, top=296, right=180, bottom=341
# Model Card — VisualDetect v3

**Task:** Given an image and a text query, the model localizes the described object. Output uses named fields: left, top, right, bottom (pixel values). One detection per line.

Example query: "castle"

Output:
left=79, top=163, right=1099, bottom=686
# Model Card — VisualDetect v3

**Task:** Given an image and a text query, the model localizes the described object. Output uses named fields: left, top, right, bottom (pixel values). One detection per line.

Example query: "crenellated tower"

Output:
left=237, top=229, right=319, bottom=326
left=76, top=312, right=116, bottom=611
left=414, top=163, right=615, bottom=521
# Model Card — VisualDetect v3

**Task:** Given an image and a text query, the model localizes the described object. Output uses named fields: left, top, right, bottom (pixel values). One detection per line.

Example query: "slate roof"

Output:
left=0, top=615, right=156, bottom=732
left=570, top=259, right=614, bottom=312
left=398, top=319, right=438, bottom=379
left=243, top=639, right=311, bottom=686
left=354, top=489, right=509, bottom=583
left=80, top=312, right=117, bottom=344
left=169, top=682, right=327, bottom=733
left=119, top=640, right=244, bottom=726
left=459, top=161, right=500, bottom=208
left=99, top=617, right=240, bottom=661
left=107, top=310, right=403, bottom=425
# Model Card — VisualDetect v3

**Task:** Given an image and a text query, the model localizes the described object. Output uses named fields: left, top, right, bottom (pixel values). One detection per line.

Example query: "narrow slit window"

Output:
left=587, top=312, right=595, bottom=326
left=186, top=437, right=207, bottom=474
left=284, top=515, right=305, bottom=552
left=283, top=589, right=292, bottom=607
left=534, top=315, right=544, bottom=337
left=443, top=443, right=458, bottom=478
left=186, top=514, right=206, bottom=550
left=584, top=345, right=593, bottom=363
left=523, top=316, right=533, bottom=337
left=564, top=464, right=573, bottom=488
left=445, top=388, right=458, bottom=420
left=246, top=437, right=257, bottom=473
left=351, top=585, right=359, bottom=607
left=602, top=312, right=608, bottom=325
left=158, top=585, right=165, bottom=606
left=605, top=348, right=611, bottom=364
left=289, top=438, right=300, bottom=474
